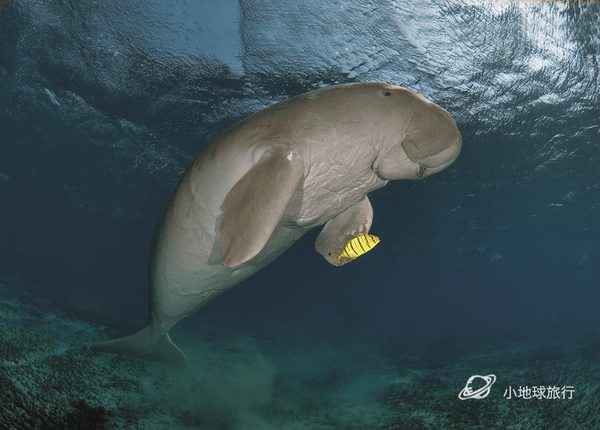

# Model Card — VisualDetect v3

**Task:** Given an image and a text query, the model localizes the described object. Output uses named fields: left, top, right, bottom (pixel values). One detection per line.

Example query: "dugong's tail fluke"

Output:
left=91, top=326, right=188, bottom=368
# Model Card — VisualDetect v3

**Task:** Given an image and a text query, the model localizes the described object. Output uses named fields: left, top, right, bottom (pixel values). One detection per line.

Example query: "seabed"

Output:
left=1, top=274, right=599, bottom=430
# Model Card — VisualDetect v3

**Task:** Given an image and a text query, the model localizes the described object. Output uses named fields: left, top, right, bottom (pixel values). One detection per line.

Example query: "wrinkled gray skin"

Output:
left=92, top=82, right=462, bottom=367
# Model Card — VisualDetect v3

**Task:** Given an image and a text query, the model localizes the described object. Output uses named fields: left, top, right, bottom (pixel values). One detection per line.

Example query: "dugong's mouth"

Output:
left=404, top=136, right=462, bottom=177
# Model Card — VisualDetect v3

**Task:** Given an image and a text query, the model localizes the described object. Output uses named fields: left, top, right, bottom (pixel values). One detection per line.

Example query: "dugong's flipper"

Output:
left=91, top=325, right=188, bottom=368
left=315, top=197, right=374, bottom=267
left=220, top=149, right=304, bottom=268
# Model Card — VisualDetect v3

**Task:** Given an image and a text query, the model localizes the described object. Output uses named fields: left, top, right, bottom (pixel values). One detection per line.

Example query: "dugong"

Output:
left=92, top=82, right=462, bottom=367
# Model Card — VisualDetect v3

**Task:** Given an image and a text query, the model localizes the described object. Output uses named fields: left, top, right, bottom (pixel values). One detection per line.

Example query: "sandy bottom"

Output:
left=1, top=274, right=599, bottom=430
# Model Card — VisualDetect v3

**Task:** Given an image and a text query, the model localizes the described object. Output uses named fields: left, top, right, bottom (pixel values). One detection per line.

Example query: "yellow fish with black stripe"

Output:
left=329, top=234, right=380, bottom=266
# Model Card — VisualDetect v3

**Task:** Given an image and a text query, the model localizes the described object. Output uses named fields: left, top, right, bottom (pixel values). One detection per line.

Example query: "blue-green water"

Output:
left=1, top=1, right=599, bottom=428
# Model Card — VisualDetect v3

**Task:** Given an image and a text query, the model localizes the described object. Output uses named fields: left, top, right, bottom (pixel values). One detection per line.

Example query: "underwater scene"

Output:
left=1, top=0, right=599, bottom=429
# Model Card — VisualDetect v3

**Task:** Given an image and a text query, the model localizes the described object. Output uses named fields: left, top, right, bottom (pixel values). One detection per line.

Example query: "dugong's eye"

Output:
left=384, top=92, right=391, bottom=97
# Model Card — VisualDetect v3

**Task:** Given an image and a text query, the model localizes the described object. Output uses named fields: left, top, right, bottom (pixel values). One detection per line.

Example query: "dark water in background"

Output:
left=1, top=0, right=599, bottom=369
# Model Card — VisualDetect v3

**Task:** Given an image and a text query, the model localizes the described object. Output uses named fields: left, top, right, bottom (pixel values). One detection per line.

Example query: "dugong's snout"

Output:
left=374, top=106, right=461, bottom=181
left=406, top=132, right=462, bottom=177
left=400, top=104, right=462, bottom=176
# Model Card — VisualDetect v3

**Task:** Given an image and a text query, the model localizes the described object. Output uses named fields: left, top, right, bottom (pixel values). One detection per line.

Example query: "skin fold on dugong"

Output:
left=91, top=82, right=462, bottom=367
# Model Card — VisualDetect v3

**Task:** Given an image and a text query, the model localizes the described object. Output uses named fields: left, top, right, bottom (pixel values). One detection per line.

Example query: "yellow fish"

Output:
left=330, top=234, right=380, bottom=266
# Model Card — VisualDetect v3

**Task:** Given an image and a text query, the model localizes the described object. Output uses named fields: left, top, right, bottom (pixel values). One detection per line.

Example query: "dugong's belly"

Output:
left=148, top=176, right=311, bottom=321
left=147, top=103, right=387, bottom=323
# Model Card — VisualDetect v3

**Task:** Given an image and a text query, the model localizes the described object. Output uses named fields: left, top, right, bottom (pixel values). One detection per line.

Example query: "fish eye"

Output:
left=384, top=92, right=391, bottom=97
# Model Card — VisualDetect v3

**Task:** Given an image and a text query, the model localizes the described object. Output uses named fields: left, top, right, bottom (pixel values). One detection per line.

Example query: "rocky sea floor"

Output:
left=1, top=274, right=599, bottom=430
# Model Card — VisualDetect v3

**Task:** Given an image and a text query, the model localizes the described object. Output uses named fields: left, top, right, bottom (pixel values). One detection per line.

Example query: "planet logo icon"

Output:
left=458, top=374, right=496, bottom=400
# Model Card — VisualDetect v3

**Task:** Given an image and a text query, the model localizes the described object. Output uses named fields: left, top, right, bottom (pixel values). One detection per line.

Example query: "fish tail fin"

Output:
left=91, top=325, right=188, bottom=368
left=329, top=253, right=342, bottom=266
